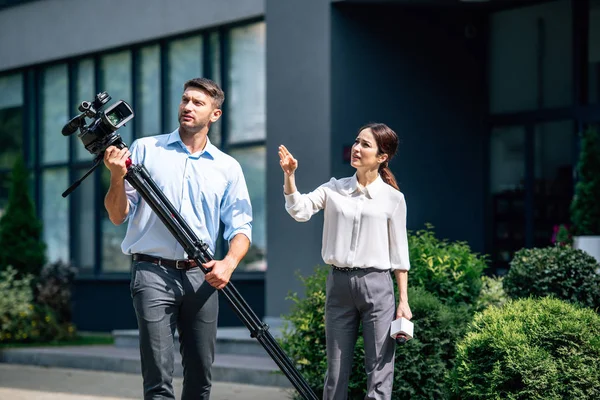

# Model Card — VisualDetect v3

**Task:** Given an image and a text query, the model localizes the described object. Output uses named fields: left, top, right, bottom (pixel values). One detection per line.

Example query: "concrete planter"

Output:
left=574, top=236, right=600, bottom=266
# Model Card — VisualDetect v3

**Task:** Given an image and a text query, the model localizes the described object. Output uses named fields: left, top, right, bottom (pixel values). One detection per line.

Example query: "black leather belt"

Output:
left=332, top=265, right=362, bottom=272
left=133, top=253, right=198, bottom=270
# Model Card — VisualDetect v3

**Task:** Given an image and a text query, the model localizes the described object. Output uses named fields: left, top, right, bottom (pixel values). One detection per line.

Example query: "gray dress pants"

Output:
left=324, top=268, right=396, bottom=400
left=130, top=260, right=218, bottom=400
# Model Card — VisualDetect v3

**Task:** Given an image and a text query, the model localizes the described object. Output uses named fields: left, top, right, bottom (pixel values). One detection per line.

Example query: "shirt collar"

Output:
left=347, top=174, right=385, bottom=199
left=167, top=129, right=216, bottom=160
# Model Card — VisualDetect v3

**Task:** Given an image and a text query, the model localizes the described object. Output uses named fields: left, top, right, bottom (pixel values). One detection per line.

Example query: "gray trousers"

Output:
left=324, top=268, right=396, bottom=400
left=130, top=261, right=218, bottom=400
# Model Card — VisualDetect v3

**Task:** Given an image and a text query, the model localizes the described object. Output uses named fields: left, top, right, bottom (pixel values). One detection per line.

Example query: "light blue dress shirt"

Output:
left=121, top=129, right=252, bottom=259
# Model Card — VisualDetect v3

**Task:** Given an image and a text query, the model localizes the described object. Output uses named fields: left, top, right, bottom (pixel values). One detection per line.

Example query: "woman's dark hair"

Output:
left=358, top=122, right=400, bottom=190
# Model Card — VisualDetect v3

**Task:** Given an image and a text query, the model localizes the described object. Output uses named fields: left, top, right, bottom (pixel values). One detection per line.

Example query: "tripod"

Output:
left=119, top=159, right=318, bottom=399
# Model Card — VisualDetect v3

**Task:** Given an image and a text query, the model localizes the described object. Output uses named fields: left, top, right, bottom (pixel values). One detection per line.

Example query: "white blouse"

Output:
left=284, top=174, right=410, bottom=271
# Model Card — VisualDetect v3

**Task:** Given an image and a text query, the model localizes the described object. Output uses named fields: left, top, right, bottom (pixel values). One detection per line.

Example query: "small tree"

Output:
left=570, top=126, right=600, bottom=236
left=0, top=156, right=46, bottom=277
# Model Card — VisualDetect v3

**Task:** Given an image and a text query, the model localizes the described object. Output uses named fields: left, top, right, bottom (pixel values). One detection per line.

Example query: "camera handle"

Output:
left=62, top=154, right=104, bottom=198
left=123, top=161, right=318, bottom=400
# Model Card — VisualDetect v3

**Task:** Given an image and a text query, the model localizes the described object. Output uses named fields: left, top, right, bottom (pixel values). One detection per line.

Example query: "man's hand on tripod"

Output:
left=204, top=259, right=235, bottom=290
left=104, top=145, right=131, bottom=179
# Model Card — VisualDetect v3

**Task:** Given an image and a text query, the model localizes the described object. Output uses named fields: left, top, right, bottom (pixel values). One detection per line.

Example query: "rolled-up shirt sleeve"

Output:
left=388, top=194, right=410, bottom=271
left=284, top=179, right=331, bottom=222
left=221, top=161, right=252, bottom=243
left=123, top=140, right=141, bottom=221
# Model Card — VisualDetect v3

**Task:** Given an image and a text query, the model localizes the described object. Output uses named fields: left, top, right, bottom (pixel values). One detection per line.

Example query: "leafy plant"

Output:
left=552, top=224, right=573, bottom=247
left=570, top=126, right=600, bottom=236
left=451, top=297, right=600, bottom=399
left=474, top=275, right=507, bottom=312
left=0, top=156, right=46, bottom=277
left=503, top=246, right=600, bottom=310
left=35, top=260, right=78, bottom=323
left=0, top=266, right=75, bottom=344
left=408, top=224, right=487, bottom=306
left=279, top=265, right=473, bottom=399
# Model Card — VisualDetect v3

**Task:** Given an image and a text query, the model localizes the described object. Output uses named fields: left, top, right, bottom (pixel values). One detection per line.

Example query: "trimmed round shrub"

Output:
left=451, top=297, right=600, bottom=399
left=279, top=265, right=472, bottom=399
left=408, top=224, right=487, bottom=306
left=504, top=246, right=600, bottom=310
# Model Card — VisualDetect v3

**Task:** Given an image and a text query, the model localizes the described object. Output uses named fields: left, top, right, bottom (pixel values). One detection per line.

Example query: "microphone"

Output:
left=62, top=114, right=83, bottom=136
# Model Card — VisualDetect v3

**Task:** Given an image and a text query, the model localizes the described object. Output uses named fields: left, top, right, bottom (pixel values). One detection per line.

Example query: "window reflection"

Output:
left=228, top=22, right=266, bottom=143
left=100, top=167, right=130, bottom=272
left=230, top=146, right=266, bottom=271
left=72, top=167, right=96, bottom=274
left=168, top=36, right=203, bottom=131
left=209, top=31, right=222, bottom=147
left=76, top=59, right=96, bottom=161
left=490, top=126, right=526, bottom=273
left=42, top=65, right=69, bottom=164
left=0, top=73, right=23, bottom=169
left=101, top=51, right=133, bottom=145
left=139, top=45, right=161, bottom=137
left=43, top=168, right=69, bottom=263
left=490, top=1, right=572, bottom=113
left=533, top=121, right=574, bottom=247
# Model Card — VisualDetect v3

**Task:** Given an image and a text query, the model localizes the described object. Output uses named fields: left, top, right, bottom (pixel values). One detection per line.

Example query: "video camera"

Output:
left=61, top=92, right=134, bottom=198
left=61, top=91, right=134, bottom=156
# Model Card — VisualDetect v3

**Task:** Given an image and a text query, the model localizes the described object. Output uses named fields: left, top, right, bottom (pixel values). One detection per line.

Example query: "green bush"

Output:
left=35, top=260, right=78, bottom=324
left=279, top=266, right=472, bottom=399
left=408, top=224, right=487, bottom=306
left=451, top=297, right=600, bottom=399
left=0, top=266, right=75, bottom=343
left=0, top=156, right=46, bottom=278
left=474, top=275, right=508, bottom=312
left=570, top=126, right=600, bottom=236
left=503, top=246, right=600, bottom=310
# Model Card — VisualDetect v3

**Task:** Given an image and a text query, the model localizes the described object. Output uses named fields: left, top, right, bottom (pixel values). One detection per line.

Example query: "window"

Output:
left=0, top=73, right=24, bottom=172
left=533, top=121, right=574, bottom=247
left=490, top=0, right=572, bottom=113
left=0, top=73, right=23, bottom=218
left=139, top=45, right=161, bottom=137
left=490, top=126, right=527, bottom=273
left=100, top=51, right=133, bottom=273
left=228, top=23, right=266, bottom=144
left=40, top=65, right=70, bottom=263
left=75, top=58, right=96, bottom=162
left=7, top=20, right=267, bottom=276
left=42, top=64, right=69, bottom=164
left=226, top=21, right=267, bottom=271
left=168, top=36, right=203, bottom=131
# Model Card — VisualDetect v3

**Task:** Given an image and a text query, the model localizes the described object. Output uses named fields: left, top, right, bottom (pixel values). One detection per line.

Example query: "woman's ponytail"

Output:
left=379, top=163, right=399, bottom=191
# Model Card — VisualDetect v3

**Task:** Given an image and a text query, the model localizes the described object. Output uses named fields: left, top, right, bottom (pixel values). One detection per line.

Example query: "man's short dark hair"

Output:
left=183, top=78, right=225, bottom=109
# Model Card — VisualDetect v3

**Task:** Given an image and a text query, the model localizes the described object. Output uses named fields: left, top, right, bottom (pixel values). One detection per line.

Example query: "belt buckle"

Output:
left=175, top=260, right=186, bottom=270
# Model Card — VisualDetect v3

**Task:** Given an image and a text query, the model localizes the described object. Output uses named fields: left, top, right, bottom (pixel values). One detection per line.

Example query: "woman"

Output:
left=279, top=122, right=411, bottom=400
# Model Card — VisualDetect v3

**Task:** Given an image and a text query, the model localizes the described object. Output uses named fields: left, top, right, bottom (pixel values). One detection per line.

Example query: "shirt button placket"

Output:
left=347, top=195, right=364, bottom=265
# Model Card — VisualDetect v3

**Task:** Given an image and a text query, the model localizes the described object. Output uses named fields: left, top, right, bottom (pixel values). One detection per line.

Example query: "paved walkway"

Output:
left=0, top=364, right=293, bottom=400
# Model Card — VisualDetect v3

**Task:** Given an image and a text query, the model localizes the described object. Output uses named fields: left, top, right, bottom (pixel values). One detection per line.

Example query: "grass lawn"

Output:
left=0, top=331, right=114, bottom=348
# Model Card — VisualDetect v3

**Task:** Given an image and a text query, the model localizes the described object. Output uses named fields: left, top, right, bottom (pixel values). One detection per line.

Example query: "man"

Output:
left=103, top=77, right=252, bottom=399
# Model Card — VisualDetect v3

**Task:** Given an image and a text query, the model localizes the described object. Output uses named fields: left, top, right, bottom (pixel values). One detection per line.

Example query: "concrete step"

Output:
left=113, top=326, right=284, bottom=357
left=0, top=344, right=292, bottom=388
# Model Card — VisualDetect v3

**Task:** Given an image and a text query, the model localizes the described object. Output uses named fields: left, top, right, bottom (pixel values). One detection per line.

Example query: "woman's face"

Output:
left=350, top=128, right=386, bottom=170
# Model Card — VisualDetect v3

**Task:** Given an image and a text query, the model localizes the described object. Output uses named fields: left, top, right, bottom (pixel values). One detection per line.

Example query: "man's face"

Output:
left=178, top=87, right=222, bottom=133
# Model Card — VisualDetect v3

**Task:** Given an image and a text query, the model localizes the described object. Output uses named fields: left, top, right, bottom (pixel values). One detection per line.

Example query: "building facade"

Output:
left=0, top=0, right=598, bottom=331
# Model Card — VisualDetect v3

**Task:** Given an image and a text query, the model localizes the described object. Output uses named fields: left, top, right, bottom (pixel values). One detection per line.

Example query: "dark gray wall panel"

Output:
left=0, top=0, right=263, bottom=71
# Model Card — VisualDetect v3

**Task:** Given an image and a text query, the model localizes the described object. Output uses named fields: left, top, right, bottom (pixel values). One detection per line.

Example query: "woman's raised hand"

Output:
left=278, top=145, right=298, bottom=176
